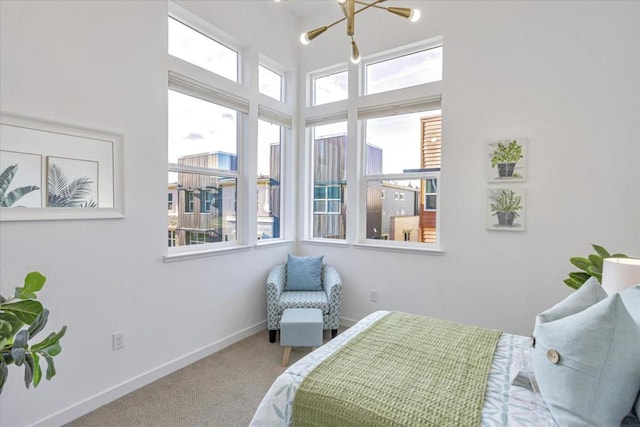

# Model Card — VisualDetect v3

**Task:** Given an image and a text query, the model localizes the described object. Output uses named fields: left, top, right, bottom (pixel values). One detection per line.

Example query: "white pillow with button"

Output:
left=532, top=288, right=640, bottom=426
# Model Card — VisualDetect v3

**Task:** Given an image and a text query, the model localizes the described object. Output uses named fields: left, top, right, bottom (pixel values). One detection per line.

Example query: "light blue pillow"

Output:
left=621, top=285, right=640, bottom=419
left=536, top=277, right=606, bottom=324
left=533, top=292, right=640, bottom=426
left=285, top=254, right=324, bottom=291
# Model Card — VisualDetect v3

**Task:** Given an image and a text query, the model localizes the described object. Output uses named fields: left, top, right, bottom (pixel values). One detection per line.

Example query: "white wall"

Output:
left=0, top=1, right=638, bottom=426
left=0, top=1, right=298, bottom=426
left=297, top=1, right=640, bottom=332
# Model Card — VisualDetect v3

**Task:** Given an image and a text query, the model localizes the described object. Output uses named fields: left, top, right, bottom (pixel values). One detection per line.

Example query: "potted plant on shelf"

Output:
left=491, top=140, right=523, bottom=178
left=0, top=272, right=67, bottom=394
left=490, top=189, right=522, bottom=226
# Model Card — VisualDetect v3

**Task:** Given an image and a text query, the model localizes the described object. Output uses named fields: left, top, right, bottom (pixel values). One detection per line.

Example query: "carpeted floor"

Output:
left=66, top=330, right=325, bottom=427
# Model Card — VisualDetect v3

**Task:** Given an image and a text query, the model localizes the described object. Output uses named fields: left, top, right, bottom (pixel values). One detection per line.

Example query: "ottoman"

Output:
left=280, top=308, right=323, bottom=366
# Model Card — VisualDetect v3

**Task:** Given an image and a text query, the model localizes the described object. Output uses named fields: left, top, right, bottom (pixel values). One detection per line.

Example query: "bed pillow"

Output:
left=532, top=292, right=640, bottom=426
left=620, top=285, right=640, bottom=419
left=285, top=254, right=324, bottom=291
left=536, top=277, right=606, bottom=324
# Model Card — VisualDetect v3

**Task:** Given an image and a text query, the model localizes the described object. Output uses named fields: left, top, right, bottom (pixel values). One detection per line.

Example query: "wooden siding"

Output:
left=420, top=115, right=441, bottom=243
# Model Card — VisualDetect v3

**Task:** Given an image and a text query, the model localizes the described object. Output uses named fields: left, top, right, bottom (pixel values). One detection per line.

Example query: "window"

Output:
left=168, top=89, right=240, bottom=247
left=168, top=230, right=176, bottom=247
left=305, top=39, right=443, bottom=249
left=365, top=45, right=442, bottom=95
left=168, top=193, right=174, bottom=210
left=257, top=120, right=282, bottom=240
left=313, top=70, right=348, bottom=106
left=363, top=110, right=441, bottom=244
left=311, top=121, right=347, bottom=239
left=168, top=17, right=238, bottom=82
left=259, top=65, right=283, bottom=101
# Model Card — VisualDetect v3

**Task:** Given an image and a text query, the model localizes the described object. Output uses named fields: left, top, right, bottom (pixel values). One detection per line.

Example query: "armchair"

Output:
left=266, top=263, right=342, bottom=343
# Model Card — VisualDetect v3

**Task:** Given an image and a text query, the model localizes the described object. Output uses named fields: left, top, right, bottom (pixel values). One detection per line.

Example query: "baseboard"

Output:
left=34, top=321, right=267, bottom=427
left=339, top=316, right=358, bottom=328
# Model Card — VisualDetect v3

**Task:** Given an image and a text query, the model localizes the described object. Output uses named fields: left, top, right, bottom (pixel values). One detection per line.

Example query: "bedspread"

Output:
left=250, top=311, right=556, bottom=427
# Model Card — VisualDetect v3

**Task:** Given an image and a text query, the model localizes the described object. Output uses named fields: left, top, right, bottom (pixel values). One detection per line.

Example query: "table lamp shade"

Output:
left=601, top=257, right=640, bottom=295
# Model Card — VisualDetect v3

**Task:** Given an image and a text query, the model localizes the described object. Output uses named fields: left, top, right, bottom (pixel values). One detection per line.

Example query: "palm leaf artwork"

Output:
left=47, top=163, right=97, bottom=207
left=0, top=165, right=40, bottom=207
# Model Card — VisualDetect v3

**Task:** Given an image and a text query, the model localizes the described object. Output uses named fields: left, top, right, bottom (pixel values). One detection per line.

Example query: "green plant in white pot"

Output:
left=489, top=189, right=522, bottom=226
left=0, top=272, right=67, bottom=393
left=490, top=140, right=523, bottom=178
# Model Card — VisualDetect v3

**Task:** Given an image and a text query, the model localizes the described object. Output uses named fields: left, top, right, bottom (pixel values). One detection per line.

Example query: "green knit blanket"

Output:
left=292, top=312, right=501, bottom=427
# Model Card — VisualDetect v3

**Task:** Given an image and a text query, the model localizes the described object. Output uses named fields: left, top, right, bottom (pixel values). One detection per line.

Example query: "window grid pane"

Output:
left=168, top=17, right=238, bottom=82
left=313, top=70, right=348, bottom=106
left=259, top=65, right=283, bottom=101
left=257, top=120, right=282, bottom=240
left=365, top=46, right=442, bottom=95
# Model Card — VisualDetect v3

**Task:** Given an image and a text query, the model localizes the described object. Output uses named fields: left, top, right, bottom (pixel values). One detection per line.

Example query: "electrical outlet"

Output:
left=112, top=332, right=125, bottom=351
left=370, top=289, right=378, bottom=303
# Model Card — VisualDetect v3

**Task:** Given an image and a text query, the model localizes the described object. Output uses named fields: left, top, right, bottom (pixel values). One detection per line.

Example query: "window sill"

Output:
left=351, top=242, right=444, bottom=255
left=299, top=239, right=350, bottom=248
left=255, top=239, right=294, bottom=249
left=164, top=244, right=252, bottom=263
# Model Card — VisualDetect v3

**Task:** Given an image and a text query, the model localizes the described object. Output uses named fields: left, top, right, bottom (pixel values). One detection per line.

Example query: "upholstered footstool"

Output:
left=280, top=308, right=323, bottom=366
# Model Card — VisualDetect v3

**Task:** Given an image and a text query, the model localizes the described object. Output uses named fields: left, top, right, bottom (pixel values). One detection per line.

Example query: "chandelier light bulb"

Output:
left=300, top=32, right=311, bottom=45
left=351, top=41, right=361, bottom=64
left=336, top=0, right=348, bottom=4
left=409, top=9, right=421, bottom=23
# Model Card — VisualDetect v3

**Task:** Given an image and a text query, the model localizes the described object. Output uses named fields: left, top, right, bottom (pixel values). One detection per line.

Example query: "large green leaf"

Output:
left=0, top=319, right=11, bottom=340
left=31, top=326, right=67, bottom=352
left=588, top=254, right=604, bottom=272
left=23, top=353, right=34, bottom=388
left=0, top=357, right=7, bottom=394
left=42, top=352, right=56, bottom=380
left=592, top=244, right=610, bottom=259
left=568, top=271, right=591, bottom=283
left=564, top=277, right=582, bottom=290
left=569, top=257, right=591, bottom=271
left=15, top=272, right=47, bottom=300
left=31, top=351, right=42, bottom=387
left=27, top=309, right=49, bottom=339
left=0, top=311, right=24, bottom=341
left=1, top=300, right=43, bottom=324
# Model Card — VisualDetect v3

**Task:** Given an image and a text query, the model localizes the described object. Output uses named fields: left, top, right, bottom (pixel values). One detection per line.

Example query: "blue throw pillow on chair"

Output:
left=286, top=254, right=324, bottom=291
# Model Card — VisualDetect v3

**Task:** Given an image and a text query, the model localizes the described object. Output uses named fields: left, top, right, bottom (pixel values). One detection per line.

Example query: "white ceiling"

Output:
left=278, top=0, right=339, bottom=20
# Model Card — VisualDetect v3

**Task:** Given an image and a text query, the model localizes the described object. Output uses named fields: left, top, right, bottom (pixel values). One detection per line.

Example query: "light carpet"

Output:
left=66, top=329, right=326, bottom=427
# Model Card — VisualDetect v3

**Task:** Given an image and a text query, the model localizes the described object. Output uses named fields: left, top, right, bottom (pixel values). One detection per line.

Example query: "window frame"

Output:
left=308, top=64, right=349, bottom=107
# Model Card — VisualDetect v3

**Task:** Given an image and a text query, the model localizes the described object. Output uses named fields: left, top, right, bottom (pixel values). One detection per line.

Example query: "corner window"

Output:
left=257, top=120, right=282, bottom=240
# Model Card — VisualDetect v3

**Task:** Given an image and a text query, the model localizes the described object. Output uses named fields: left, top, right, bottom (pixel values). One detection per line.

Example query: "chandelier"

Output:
left=299, top=0, right=421, bottom=64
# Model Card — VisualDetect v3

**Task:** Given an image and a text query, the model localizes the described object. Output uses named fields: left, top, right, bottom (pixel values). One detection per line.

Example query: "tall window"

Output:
left=311, top=122, right=347, bottom=239
left=363, top=110, right=441, bottom=244
left=257, top=120, right=282, bottom=240
left=168, top=89, right=240, bottom=246
left=306, top=38, right=443, bottom=248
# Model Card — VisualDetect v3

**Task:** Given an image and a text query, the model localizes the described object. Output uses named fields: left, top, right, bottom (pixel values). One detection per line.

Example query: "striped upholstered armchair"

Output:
left=266, top=262, right=342, bottom=343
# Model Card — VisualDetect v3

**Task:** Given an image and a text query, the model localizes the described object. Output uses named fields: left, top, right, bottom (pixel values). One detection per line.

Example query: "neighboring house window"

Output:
left=200, top=190, right=214, bottom=213
left=168, top=230, right=176, bottom=247
left=314, top=185, right=341, bottom=214
left=185, top=191, right=195, bottom=213
left=168, top=193, right=173, bottom=210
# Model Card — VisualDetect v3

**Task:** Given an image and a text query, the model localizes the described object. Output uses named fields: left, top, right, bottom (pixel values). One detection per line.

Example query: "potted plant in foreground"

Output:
left=0, top=272, right=67, bottom=393
left=491, top=140, right=523, bottom=178
left=564, top=244, right=628, bottom=289
left=490, top=189, right=522, bottom=226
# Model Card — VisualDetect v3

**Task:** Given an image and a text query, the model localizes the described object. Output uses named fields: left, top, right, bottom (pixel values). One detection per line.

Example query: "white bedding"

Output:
left=250, top=310, right=556, bottom=426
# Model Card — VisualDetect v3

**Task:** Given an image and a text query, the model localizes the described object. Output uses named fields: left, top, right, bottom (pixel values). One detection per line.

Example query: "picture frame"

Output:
left=0, top=112, right=124, bottom=221
left=487, top=137, right=527, bottom=183
left=487, top=187, right=526, bottom=231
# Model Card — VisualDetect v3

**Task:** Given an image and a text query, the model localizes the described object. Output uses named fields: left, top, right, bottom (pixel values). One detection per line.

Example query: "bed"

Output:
left=250, top=310, right=556, bottom=427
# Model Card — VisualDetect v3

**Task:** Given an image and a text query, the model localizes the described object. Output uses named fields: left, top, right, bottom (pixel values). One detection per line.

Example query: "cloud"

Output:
left=222, top=112, right=235, bottom=121
left=185, top=133, right=204, bottom=141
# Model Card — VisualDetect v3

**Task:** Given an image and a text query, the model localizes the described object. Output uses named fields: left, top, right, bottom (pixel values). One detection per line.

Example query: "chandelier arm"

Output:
left=325, top=15, right=348, bottom=30
left=353, top=0, right=387, bottom=15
